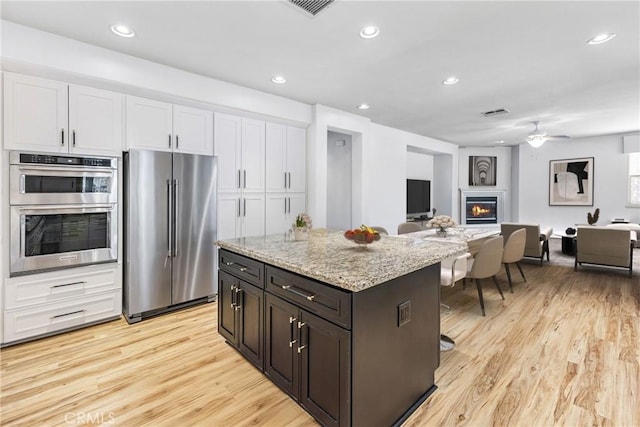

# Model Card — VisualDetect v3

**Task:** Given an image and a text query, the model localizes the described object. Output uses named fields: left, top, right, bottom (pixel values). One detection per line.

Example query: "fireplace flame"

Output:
left=471, top=205, right=491, bottom=216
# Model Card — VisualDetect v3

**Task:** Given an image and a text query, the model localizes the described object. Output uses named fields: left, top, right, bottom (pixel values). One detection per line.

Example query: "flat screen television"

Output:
left=406, top=179, right=431, bottom=219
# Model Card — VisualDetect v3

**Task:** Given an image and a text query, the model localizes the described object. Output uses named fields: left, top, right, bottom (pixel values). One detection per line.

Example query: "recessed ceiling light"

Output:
left=271, top=75, right=286, bottom=84
left=442, top=76, right=459, bottom=85
left=110, top=24, right=135, bottom=38
left=360, top=26, right=380, bottom=39
left=587, top=33, right=616, bottom=45
left=357, top=103, right=370, bottom=110
left=496, top=140, right=505, bottom=144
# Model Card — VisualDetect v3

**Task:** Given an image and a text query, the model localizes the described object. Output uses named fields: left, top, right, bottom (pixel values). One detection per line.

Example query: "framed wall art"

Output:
left=549, top=157, right=594, bottom=206
left=469, top=156, right=497, bottom=186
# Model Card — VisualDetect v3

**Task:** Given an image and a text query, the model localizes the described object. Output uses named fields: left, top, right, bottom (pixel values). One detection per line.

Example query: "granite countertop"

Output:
left=216, top=229, right=467, bottom=292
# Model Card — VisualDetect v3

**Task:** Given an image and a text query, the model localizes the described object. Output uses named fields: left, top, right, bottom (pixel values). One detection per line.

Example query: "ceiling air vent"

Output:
left=289, top=0, right=334, bottom=16
left=481, top=108, right=510, bottom=117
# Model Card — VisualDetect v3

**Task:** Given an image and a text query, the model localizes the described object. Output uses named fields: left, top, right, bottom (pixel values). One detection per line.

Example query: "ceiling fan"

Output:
left=525, top=121, right=571, bottom=148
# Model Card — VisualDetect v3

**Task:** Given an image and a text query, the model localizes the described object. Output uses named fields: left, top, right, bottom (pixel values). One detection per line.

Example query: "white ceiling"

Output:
left=2, top=0, right=638, bottom=147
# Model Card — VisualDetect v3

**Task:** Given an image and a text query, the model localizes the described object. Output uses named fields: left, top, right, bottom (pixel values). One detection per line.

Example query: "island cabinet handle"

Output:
left=51, top=281, right=86, bottom=288
left=281, top=285, right=316, bottom=301
left=225, top=262, right=234, bottom=266
left=289, top=316, right=297, bottom=347
left=234, top=289, right=242, bottom=311
left=297, top=321, right=307, bottom=353
left=230, top=285, right=237, bottom=308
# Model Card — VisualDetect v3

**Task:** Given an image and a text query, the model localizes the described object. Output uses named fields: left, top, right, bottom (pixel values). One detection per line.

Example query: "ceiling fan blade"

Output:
left=547, top=135, right=571, bottom=140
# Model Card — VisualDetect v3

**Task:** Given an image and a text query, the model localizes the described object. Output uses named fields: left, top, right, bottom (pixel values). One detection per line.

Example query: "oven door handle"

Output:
left=16, top=166, right=114, bottom=176
left=17, top=204, right=115, bottom=215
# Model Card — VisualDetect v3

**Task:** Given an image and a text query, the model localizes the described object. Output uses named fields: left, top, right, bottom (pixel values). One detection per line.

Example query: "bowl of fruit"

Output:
left=344, top=225, right=381, bottom=247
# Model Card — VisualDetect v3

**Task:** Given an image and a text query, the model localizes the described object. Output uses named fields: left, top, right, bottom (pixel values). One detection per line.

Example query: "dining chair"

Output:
left=440, top=252, right=472, bottom=312
left=397, top=222, right=421, bottom=234
left=501, top=228, right=527, bottom=292
left=466, top=236, right=505, bottom=316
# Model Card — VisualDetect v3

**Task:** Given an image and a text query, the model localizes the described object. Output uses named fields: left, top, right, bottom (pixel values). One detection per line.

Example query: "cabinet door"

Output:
left=265, top=193, right=290, bottom=235
left=214, top=113, right=242, bottom=192
left=298, top=310, right=351, bottom=427
left=241, top=118, right=265, bottom=193
left=69, top=85, right=123, bottom=156
left=217, top=193, right=241, bottom=240
left=237, top=281, right=264, bottom=370
left=217, top=270, right=239, bottom=345
left=241, top=193, right=265, bottom=238
left=288, top=193, right=307, bottom=221
left=3, top=72, right=68, bottom=152
left=125, top=96, right=173, bottom=152
left=173, top=105, right=213, bottom=155
left=265, top=123, right=287, bottom=192
left=265, top=293, right=299, bottom=398
left=286, top=126, right=306, bottom=193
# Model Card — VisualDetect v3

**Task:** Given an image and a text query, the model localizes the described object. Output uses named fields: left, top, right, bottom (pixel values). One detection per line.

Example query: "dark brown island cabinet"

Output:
left=218, top=248, right=441, bottom=427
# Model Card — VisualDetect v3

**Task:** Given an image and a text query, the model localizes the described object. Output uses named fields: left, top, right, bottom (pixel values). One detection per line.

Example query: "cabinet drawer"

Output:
left=4, top=266, right=120, bottom=310
left=219, top=250, right=264, bottom=288
left=3, top=290, right=122, bottom=344
left=266, top=266, right=351, bottom=329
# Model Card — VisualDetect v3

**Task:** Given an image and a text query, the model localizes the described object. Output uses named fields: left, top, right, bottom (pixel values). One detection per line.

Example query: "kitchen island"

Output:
left=216, top=229, right=467, bottom=427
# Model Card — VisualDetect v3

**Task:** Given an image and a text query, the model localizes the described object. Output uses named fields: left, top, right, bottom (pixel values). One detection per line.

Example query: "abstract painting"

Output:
left=549, top=157, right=594, bottom=205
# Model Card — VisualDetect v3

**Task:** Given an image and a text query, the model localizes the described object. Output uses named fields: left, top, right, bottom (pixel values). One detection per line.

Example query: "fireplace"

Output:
left=465, top=196, right=498, bottom=225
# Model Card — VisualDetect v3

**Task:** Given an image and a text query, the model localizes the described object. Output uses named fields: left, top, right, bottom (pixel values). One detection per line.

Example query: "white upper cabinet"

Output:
left=173, top=105, right=213, bottom=155
left=214, top=113, right=242, bottom=193
left=3, top=72, right=123, bottom=156
left=126, top=95, right=213, bottom=155
left=241, top=118, right=266, bottom=193
left=265, top=123, right=306, bottom=193
left=68, top=85, right=124, bottom=156
left=125, top=96, right=173, bottom=152
left=214, top=113, right=265, bottom=193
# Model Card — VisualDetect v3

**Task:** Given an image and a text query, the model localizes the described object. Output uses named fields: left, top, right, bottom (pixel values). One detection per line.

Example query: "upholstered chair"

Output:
left=397, top=222, right=422, bottom=235
left=501, top=228, right=527, bottom=292
left=466, top=236, right=505, bottom=316
left=575, top=226, right=636, bottom=276
left=440, top=252, right=472, bottom=312
left=501, top=223, right=553, bottom=265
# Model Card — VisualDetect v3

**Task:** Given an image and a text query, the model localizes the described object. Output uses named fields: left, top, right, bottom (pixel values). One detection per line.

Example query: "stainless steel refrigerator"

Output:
left=123, top=150, right=217, bottom=323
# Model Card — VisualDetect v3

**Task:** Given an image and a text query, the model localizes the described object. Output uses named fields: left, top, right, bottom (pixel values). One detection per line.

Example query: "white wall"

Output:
left=327, top=132, right=352, bottom=230
left=516, top=134, right=638, bottom=234
left=407, top=151, right=434, bottom=181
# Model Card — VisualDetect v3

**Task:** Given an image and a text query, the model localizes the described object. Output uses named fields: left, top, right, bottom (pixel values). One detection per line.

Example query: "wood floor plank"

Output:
left=1, top=262, right=638, bottom=426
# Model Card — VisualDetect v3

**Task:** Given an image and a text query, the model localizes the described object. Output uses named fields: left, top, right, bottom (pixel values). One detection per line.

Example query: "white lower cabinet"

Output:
left=2, top=264, right=121, bottom=345
left=218, top=193, right=265, bottom=240
left=265, top=193, right=306, bottom=235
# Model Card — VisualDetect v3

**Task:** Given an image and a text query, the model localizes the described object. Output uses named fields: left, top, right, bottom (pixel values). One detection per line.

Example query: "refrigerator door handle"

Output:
left=167, top=179, right=173, bottom=256
left=173, top=179, right=179, bottom=257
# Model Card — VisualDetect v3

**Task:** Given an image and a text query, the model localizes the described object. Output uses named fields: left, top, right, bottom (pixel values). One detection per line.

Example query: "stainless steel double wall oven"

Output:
left=9, top=152, right=118, bottom=275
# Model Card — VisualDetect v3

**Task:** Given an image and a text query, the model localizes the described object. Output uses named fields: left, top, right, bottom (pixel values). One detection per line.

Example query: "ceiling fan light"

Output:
left=527, top=136, right=546, bottom=148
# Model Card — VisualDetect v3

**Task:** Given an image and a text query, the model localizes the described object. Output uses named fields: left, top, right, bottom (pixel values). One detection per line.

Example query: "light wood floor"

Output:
left=1, top=264, right=638, bottom=427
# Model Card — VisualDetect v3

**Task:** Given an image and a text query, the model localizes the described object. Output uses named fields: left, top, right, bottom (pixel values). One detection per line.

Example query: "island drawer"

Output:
left=219, top=250, right=264, bottom=288
left=266, top=266, right=351, bottom=329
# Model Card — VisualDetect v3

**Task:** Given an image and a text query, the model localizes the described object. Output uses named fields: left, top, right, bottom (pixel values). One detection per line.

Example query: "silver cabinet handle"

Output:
left=72, top=130, right=76, bottom=147
left=230, top=285, right=237, bottom=308
left=51, top=281, right=86, bottom=288
left=51, top=309, right=85, bottom=319
left=225, top=261, right=234, bottom=266
left=243, top=170, right=247, bottom=188
left=284, top=198, right=287, bottom=214
left=282, top=285, right=316, bottom=301
left=237, top=198, right=241, bottom=217
left=238, top=170, right=241, bottom=189
left=288, top=172, right=291, bottom=189
left=284, top=172, right=288, bottom=189
left=61, top=128, right=65, bottom=146
left=243, top=198, right=247, bottom=217
left=168, top=134, right=172, bottom=148
left=176, top=134, right=179, bottom=149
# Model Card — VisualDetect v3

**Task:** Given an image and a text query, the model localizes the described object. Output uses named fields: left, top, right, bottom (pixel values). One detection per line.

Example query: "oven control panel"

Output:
left=17, top=153, right=115, bottom=168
